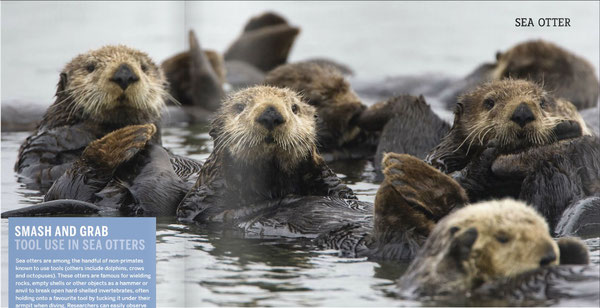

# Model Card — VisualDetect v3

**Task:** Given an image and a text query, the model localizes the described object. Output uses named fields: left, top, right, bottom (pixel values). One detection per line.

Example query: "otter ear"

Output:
left=556, top=237, right=589, bottom=265
left=56, top=72, right=68, bottom=95
left=425, top=102, right=469, bottom=173
left=495, top=51, right=502, bottom=61
left=448, top=227, right=478, bottom=264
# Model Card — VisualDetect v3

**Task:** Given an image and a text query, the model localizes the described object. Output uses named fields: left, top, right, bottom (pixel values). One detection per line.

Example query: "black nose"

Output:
left=539, top=249, right=557, bottom=266
left=510, top=103, right=535, bottom=127
left=110, top=64, right=139, bottom=90
left=257, top=106, right=285, bottom=130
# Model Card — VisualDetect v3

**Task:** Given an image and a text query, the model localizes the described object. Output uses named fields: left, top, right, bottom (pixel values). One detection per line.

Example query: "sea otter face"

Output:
left=59, top=45, right=167, bottom=125
left=458, top=79, right=562, bottom=153
left=443, top=199, right=559, bottom=280
left=214, top=86, right=317, bottom=171
left=264, top=62, right=365, bottom=148
left=402, top=199, right=560, bottom=295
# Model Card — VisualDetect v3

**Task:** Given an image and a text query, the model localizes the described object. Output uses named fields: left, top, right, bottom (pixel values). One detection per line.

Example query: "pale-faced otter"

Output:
left=224, top=12, right=300, bottom=72
left=382, top=79, right=600, bottom=234
left=3, top=124, right=198, bottom=218
left=264, top=62, right=374, bottom=158
left=428, top=79, right=591, bottom=174
left=442, top=40, right=599, bottom=110
left=161, top=30, right=224, bottom=112
left=15, top=45, right=170, bottom=189
left=396, top=199, right=597, bottom=300
left=315, top=152, right=593, bottom=266
left=176, top=86, right=357, bottom=225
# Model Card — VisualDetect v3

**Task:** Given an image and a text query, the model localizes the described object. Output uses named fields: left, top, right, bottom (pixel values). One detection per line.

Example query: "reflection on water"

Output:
left=1, top=125, right=599, bottom=306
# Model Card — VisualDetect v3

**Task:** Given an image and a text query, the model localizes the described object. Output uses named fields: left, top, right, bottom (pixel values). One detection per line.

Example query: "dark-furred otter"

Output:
left=442, top=40, right=599, bottom=110
left=492, top=40, right=599, bottom=110
left=224, top=12, right=300, bottom=72
left=161, top=30, right=224, bottom=111
left=264, top=62, right=375, bottom=159
left=176, top=86, right=359, bottom=226
left=15, top=45, right=171, bottom=189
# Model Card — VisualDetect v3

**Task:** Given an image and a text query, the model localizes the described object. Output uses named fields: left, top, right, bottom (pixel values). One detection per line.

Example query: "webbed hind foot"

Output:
left=375, top=153, right=468, bottom=236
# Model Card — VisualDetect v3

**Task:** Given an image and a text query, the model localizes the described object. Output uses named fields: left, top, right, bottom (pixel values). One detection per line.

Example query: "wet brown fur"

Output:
left=161, top=30, right=224, bottom=110
left=224, top=12, right=300, bottom=72
left=375, top=153, right=468, bottom=238
left=264, top=62, right=365, bottom=149
left=493, top=40, right=599, bottom=110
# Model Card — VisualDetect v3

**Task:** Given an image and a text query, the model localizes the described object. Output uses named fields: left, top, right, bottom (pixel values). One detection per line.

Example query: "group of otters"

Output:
left=3, top=12, right=600, bottom=303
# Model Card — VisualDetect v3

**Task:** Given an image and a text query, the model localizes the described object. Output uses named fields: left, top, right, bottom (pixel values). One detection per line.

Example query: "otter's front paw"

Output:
left=83, top=124, right=157, bottom=170
left=375, top=153, right=468, bottom=235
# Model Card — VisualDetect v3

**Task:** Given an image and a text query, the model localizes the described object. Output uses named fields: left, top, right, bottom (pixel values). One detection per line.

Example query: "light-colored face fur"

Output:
left=264, top=62, right=364, bottom=146
left=401, top=199, right=559, bottom=295
left=458, top=79, right=572, bottom=153
left=60, top=45, right=168, bottom=123
left=214, top=86, right=317, bottom=172
left=441, top=199, right=558, bottom=278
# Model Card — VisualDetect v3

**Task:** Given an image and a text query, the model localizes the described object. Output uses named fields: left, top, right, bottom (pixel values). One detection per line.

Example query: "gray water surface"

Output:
left=1, top=125, right=599, bottom=307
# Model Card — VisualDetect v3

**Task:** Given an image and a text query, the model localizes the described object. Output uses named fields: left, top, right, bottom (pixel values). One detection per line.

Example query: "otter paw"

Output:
left=491, top=152, right=533, bottom=177
left=82, top=124, right=157, bottom=170
left=381, top=153, right=467, bottom=220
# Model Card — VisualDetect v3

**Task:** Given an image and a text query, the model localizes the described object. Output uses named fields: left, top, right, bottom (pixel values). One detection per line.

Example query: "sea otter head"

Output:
left=398, top=199, right=560, bottom=296
left=211, top=86, right=317, bottom=172
left=264, top=62, right=365, bottom=148
left=427, top=79, right=585, bottom=172
left=50, top=45, right=168, bottom=127
left=457, top=79, right=575, bottom=153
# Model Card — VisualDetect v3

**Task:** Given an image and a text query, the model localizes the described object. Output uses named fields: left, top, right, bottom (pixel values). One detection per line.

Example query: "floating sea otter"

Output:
left=15, top=45, right=171, bottom=189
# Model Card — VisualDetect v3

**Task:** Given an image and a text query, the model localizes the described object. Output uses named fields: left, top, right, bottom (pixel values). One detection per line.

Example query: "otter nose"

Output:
left=257, top=106, right=285, bottom=130
left=539, top=249, right=557, bottom=267
left=110, top=64, right=139, bottom=90
left=510, top=103, right=535, bottom=127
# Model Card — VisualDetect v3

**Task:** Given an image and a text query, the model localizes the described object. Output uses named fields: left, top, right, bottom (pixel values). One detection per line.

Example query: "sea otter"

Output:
left=224, top=12, right=300, bottom=73
left=176, top=86, right=360, bottom=226
left=264, top=62, right=377, bottom=159
left=14, top=45, right=172, bottom=189
left=395, top=199, right=598, bottom=302
left=441, top=40, right=599, bottom=110
left=381, top=79, right=600, bottom=234
left=3, top=124, right=193, bottom=218
left=161, top=30, right=224, bottom=112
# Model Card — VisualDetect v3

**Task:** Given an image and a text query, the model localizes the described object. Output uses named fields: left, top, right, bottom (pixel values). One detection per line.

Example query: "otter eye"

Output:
left=85, top=64, right=95, bottom=73
left=234, top=103, right=245, bottom=113
left=540, top=99, right=547, bottom=109
left=495, top=234, right=510, bottom=244
left=449, top=226, right=460, bottom=235
left=291, top=104, right=299, bottom=114
left=483, top=98, right=495, bottom=110
left=141, top=63, right=148, bottom=72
